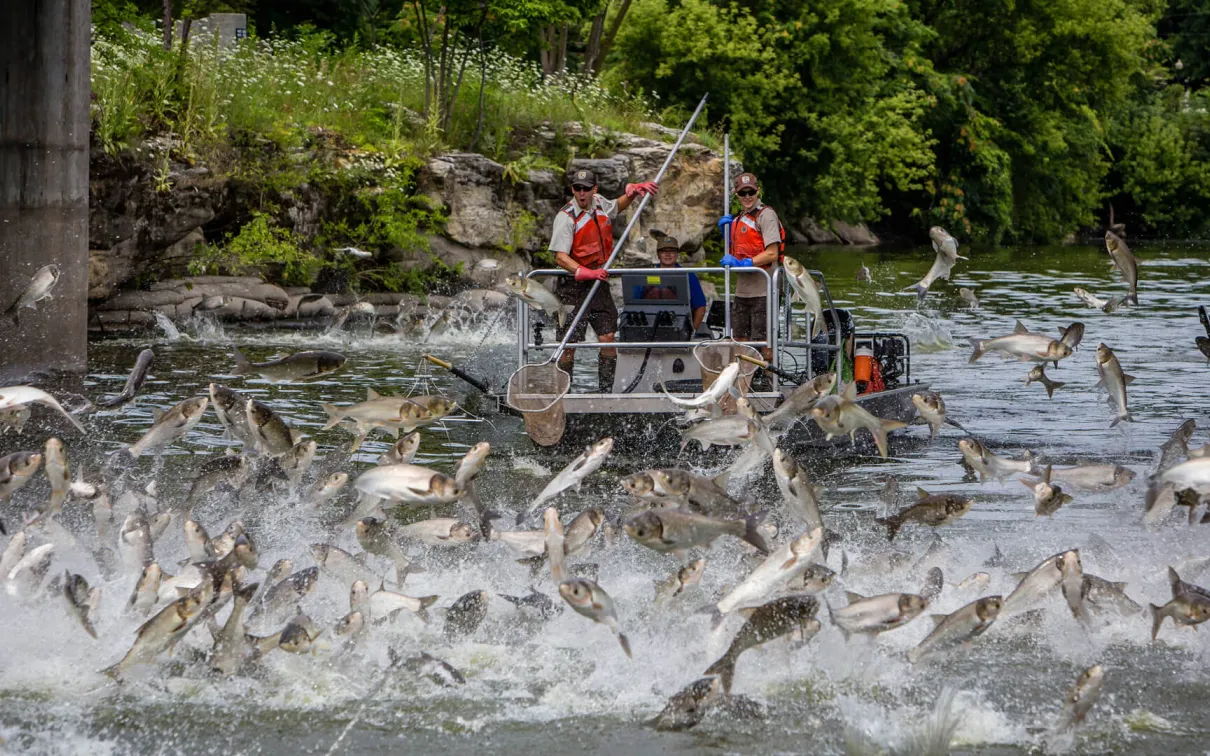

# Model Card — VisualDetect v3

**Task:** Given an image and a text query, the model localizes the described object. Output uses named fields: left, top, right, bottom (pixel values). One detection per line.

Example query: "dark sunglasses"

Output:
left=572, top=184, right=594, bottom=192
left=737, top=189, right=757, bottom=197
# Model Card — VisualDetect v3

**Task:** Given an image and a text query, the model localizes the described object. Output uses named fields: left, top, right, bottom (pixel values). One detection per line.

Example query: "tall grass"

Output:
left=90, top=29, right=659, bottom=162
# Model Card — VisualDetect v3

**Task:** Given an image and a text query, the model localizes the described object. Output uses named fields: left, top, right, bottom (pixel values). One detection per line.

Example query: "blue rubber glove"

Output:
left=717, top=214, right=733, bottom=231
left=737, top=258, right=754, bottom=267
left=720, top=254, right=741, bottom=267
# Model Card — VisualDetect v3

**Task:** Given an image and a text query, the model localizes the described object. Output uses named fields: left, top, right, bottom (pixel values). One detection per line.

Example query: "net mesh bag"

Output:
left=507, top=363, right=571, bottom=446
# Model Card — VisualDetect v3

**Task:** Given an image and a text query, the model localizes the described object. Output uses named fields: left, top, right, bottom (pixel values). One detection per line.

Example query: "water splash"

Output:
left=152, top=311, right=184, bottom=342
left=896, top=312, right=954, bottom=352
left=905, top=687, right=964, bottom=755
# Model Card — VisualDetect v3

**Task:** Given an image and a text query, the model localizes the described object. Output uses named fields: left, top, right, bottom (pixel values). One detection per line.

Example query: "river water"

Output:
left=1, top=242, right=1208, bottom=754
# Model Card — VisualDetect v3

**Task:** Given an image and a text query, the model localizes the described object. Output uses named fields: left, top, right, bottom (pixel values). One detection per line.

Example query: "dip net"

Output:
left=506, top=362, right=571, bottom=446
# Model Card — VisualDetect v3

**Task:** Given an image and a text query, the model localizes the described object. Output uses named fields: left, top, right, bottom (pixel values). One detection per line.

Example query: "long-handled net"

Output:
left=506, top=93, right=711, bottom=445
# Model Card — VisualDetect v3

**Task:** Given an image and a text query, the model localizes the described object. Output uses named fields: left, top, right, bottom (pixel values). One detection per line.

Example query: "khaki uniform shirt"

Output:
left=735, top=202, right=782, bottom=298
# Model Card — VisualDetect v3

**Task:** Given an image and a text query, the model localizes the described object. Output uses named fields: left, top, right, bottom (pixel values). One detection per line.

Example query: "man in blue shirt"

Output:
left=636, top=235, right=707, bottom=330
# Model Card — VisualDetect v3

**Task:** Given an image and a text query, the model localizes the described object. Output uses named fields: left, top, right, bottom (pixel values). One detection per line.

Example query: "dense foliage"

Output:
left=92, top=0, right=1210, bottom=246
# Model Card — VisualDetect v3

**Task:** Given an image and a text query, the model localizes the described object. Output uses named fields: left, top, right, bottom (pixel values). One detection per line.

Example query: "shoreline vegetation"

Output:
left=87, top=0, right=1210, bottom=297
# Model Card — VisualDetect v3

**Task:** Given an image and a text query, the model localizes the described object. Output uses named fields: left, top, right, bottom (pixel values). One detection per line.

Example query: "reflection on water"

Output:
left=2, top=243, right=1210, bottom=754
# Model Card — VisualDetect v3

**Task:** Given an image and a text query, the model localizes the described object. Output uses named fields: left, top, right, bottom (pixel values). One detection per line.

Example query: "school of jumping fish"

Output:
left=0, top=226, right=1205, bottom=743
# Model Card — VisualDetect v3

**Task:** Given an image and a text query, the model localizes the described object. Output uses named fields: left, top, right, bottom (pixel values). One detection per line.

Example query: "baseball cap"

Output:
left=569, top=168, right=597, bottom=186
left=733, top=172, right=759, bottom=192
left=656, top=235, right=679, bottom=251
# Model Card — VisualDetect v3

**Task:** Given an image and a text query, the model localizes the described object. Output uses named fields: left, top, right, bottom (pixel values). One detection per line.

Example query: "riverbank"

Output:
left=86, top=29, right=879, bottom=326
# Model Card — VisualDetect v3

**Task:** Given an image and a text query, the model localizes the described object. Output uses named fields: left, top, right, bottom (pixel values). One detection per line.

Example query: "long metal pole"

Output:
left=723, top=132, right=731, bottom=338
left=549, top=93, right=709, bottom=364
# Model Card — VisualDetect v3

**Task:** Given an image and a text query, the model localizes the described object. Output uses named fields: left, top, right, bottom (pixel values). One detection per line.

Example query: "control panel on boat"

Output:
left=617, top=272, right=699, bottom=343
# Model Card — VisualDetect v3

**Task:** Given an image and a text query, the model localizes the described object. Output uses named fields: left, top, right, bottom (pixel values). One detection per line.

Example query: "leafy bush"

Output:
left=189, top=212, right=321, bottom=285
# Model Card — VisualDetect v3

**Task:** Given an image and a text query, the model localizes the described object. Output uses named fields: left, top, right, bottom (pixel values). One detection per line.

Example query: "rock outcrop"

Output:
left=86, top=121, right=878, bottom=325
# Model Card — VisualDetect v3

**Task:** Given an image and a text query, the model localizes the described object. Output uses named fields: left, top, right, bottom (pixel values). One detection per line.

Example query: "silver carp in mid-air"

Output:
left=763, top=373, right=835, bottom=427
left=810, top=382, right=907, bottom=459
left=660, top=361, right=740, bottom=410
left=558, top=578, right=631, bottom=658
left=127, top=397, right=208, bottom=458
left=3, top=264, right=60, bottom=324
left=505, top=274, right=566, bottom=328
left=0, top=386, right=85, bottom=434
left=1104, top=230, right=1139, bottom=304
left=877, top=488, right=972, bottom=540
left=904, top=226, right=966, bottom=300
left=1095, top=343, right=1134, bottom=427
left=517, top=438, right=612, bottom=523
left=782, top=257, right=826, bottom=338
left=96, top=349, right=155, bottom=409
left=232, top=348, right=346, bottom=383
left=907, top=595, right=1002, bottom=664
left=1001, top=549, right=1084, bottom=619
left=829, top=591, right=928, bottom=640
left=771, top=450, right=823, bottom=530
left=1025, top=365, right=1065, bottom=399
left=969, top=321, right=1072, bottom=364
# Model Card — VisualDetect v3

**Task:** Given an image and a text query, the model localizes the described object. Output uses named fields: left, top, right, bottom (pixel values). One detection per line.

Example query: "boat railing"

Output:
left=519, top=266, right=774, bottom=359
left=518, top=265, right=846, bottom=390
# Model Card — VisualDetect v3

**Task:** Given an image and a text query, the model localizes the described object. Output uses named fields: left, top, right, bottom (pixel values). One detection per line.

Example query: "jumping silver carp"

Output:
left=128, top=397, right=208, bottom=458
left=102, top=587, right=208, bottom=678
left=651, top=676, right=723, bottom=732
left=1001, top=549, right=1083, bottom=619
left=232, top=348, right=346, bottom=383
left=911, top=391, right=962, bottom=438
left=1056, top=664, right=1104, bottom=730
left=3, top=264, right=60, bottom=324
left=709, top=528, right=823, bottom=617
left=660, top=361, right=740, bottom=410
left=623, top=508, right=769, bottom=556
left=810, top=382, right=907, bottom=459
left=907, top=595, right=1002, bottom=664
left=558, top=578, right=631, bottom=658
left=1104, top=230, right=1139, bottom=304
left=969, top=321, right=1072, bottom=364
left=1025, top=365, right=1065, bottom=399
left=772, top=450, right=823, bottom=530
left=904, top=226, right=966, bottom=300
left=245, top=400, right=298, bottom=456
left=763, top=373, right=836, bottom=427
left=0, top=386, right=85, bottom=434
left=704, top=595, right=820, bottom=692
left=96, top=349, right=155, bottom=409
left=505, top=274, right=566, bottom=328
left=782, top=257, right=825, bottom=338
left=518, top=438, right=612, bottom=523
left=1020, top=466, right=1073, bottom=517
left=877, top=488, right=972, bottom=540
left=829, top=591, right=928, bottom=640
left=1095, top=343, right=1133, bottom=427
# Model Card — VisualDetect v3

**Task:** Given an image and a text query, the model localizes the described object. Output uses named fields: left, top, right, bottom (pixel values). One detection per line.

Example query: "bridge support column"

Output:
left=0, top=0, right=90, bottom=380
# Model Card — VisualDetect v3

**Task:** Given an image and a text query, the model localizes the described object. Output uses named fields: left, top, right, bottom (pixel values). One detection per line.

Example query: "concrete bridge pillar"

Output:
left=0, top=0, right=90, bottom=380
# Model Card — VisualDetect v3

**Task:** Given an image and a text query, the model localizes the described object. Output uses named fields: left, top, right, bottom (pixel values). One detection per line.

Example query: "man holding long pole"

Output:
left=548, top=168, right=658, bottom=393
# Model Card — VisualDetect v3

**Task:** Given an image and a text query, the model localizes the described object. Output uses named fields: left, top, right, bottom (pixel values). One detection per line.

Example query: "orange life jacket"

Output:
left=730, top=205, right=785, bottom=263
left=563, top=201, right=613, bottom=269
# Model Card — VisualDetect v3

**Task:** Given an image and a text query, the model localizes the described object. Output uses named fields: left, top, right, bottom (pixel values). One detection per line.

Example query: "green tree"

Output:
left=606, top=0, right=936, bottom=227
left=904, top=0, right=1159, bottom=242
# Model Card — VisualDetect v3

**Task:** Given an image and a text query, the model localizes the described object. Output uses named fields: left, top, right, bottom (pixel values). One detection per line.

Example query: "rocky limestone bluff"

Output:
left=87, top=122, right=878, bottom=328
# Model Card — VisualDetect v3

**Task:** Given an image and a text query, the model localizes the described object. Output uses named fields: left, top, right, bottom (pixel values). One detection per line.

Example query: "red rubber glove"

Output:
left=625, top=181, right=659, bottom=198
left=575, top=267, right=608, bottom=282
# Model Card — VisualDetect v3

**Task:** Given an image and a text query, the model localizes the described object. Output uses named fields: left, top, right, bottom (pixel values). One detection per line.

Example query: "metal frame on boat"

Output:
left=510, top=264, right=927, bottom=449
